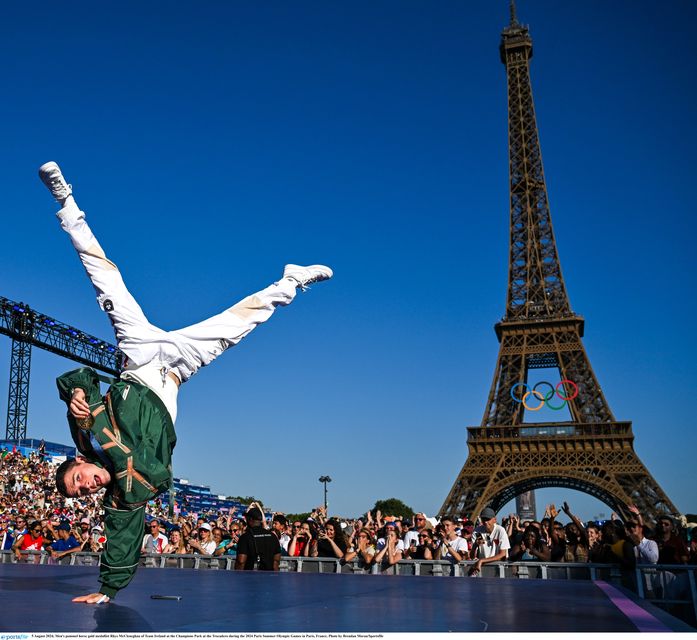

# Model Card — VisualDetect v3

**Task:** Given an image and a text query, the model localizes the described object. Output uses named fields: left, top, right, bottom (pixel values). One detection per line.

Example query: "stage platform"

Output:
left=0, top=564, right=692, bottom=633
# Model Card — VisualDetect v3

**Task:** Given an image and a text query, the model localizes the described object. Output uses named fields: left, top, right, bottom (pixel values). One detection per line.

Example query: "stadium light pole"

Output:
left=318, top=475, right=332, bottom=513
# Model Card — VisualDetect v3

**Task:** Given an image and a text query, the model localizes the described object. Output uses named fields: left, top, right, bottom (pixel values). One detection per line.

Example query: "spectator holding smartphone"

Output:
left=313, top=519, right=347, bottom=560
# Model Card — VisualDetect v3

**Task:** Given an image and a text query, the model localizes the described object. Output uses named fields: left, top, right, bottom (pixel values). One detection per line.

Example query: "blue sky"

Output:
left=1, top=1, right=695, bottom=521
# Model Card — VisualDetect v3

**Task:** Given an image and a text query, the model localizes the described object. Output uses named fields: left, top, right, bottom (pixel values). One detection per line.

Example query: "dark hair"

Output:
left=440, top=515, right=456, bottom=525
left=55, top=458, right=80, bottom=497
left=325, top=519, right=348, bottom=551
left=522, top=525, right=541, bottom=546
left=272, top=514, right=287, bottom=526
left=246, top=507, right=264, bottom=523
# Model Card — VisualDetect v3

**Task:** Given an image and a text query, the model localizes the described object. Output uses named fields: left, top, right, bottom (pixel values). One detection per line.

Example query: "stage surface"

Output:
left=0, top=564, right=691, bottom=632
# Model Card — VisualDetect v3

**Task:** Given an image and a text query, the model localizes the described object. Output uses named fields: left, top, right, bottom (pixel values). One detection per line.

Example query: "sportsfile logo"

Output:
left=510, top=380, right=578, bottom=411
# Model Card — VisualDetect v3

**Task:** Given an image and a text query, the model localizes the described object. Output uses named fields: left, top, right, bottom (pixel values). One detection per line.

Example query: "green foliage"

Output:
left=371, top=498, right=414, bottom=520
left=285, top=512, right=312, bottom=522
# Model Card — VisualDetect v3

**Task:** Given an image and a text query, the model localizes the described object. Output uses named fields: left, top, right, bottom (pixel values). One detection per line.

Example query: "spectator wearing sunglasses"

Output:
left=141, top=519, right=168, bottom=554
left=406, top=529, right=435, bottom=560
left=624, top=519, right=658, bottom=564
left=345, top=529, right=377, bottom=567
left=13, top=520, right=45, bottom=561
left=403, top=513, right=430, bottom=549
left=188, top=523, right=216, bottom=555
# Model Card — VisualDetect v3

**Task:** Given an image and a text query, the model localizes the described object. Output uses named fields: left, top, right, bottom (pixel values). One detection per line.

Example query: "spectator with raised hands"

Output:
left=559, top=502, right=590, bottom=563
left=624, top=518, right=658, bottom=565
left=509, top=525, right=551, bottom=563
left=288, top=521, right=314, bottom=558
left=188, top=523, right=216, bottom=555
left=374, top=522, right=404, bottom=569
left=345, top=528, right=377, bottom=567
left=434, top=515, right=469, bottom=565
left=598, top=521, right=635, bottom=570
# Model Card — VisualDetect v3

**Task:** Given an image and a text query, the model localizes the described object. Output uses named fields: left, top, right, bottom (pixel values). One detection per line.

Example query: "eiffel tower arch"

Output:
left=440, top=3, right=678, bottom=523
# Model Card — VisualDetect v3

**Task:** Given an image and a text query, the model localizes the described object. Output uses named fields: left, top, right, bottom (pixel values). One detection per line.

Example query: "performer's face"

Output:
left=65, top=461, right=112, bottom=497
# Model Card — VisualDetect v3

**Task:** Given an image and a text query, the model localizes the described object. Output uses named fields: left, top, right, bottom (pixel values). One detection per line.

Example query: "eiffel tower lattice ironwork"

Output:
left=440, top=4, right=678, bottom=522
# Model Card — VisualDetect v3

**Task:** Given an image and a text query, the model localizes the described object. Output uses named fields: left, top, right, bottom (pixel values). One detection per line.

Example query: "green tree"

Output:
left=286, top=512, right=312, bottom=522
left=371, top=498, right=414, bottom=520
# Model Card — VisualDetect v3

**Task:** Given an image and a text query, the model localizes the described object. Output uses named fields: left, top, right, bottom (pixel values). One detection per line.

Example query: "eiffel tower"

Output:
left=440, top=3, right=678, bottom=522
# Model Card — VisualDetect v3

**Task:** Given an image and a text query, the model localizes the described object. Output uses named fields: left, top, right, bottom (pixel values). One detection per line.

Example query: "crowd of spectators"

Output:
left=2, top=448, right=696, bottom=578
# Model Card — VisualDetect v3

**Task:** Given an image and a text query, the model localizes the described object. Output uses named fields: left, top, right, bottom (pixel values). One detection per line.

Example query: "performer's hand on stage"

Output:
left=69, top=389, right=91, bottom=419
left=73, top=592, right=110, bottom=604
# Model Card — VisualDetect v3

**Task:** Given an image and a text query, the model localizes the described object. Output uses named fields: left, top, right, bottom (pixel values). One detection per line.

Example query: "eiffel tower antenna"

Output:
left=509, top=0, right=519, bottom=26
left=440, top=5, right=679, bottom=522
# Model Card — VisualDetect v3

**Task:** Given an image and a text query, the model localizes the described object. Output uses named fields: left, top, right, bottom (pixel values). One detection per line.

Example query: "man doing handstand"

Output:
left=39, top=161, right=332, bottom=604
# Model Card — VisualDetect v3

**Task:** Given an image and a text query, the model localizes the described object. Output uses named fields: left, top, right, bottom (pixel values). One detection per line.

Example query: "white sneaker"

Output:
left=38, top=161, right=72, bottom=203
left=283, top=264, right=333, bottom=290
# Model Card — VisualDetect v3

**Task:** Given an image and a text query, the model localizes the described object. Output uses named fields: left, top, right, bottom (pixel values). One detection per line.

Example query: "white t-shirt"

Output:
left=403, top=530, right=420, bottom=548
left=473, top=523, right=510, bottom=559
left=195, top=539, right=217, bottom=555
left=439, top=536, right=470, bottom=562
left=376, top=538, right=406, bottom=552
left=142, top=532, right=169, bottom=554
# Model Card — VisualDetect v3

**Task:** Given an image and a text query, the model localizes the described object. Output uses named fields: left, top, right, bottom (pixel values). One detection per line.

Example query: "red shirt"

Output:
left=19, top=533, right=44, bottom=552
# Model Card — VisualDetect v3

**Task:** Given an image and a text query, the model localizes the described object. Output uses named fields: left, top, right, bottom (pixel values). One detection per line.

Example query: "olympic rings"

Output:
left=510, top=380, right=578, bottom=411
left=522, top=390, right=545, bottom=411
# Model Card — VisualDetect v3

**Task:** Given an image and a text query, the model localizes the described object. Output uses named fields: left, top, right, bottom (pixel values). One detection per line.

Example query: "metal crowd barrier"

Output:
left=3, top=550, right=695, bottom=623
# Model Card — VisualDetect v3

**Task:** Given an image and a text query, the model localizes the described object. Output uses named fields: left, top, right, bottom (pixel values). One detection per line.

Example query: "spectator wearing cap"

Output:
left=141, top=519, right=169, bottom=555
left=48, top=521, right=82, bottom=560
left=88, top=524, right=106, bottom=553
left=434, top=515, right=469, bottom=565
left=78, top=517, right=91, bottom=545
left=189, top=523, right=216, bottom=555
left=235, top=507, right=281, bottom=571
left=470, top=507, right=511, bottom=576
left=652, top=515, right=689, bottom=564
